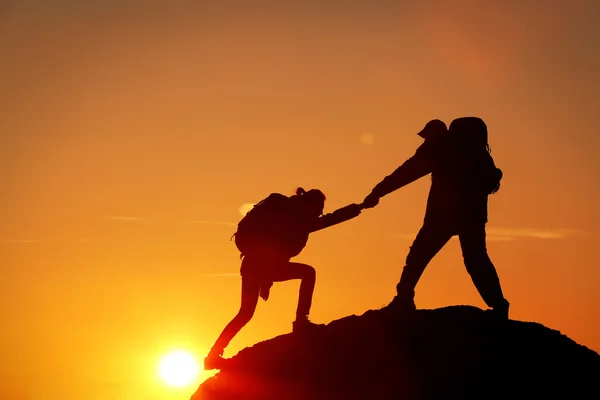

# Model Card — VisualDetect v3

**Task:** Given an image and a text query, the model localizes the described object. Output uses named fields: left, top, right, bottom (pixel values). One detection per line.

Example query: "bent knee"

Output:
left=301, top=264, right=316, bottom=280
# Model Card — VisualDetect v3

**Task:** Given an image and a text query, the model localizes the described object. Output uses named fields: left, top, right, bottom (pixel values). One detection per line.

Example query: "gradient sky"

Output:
left=2, top=1, right=599, bottom=399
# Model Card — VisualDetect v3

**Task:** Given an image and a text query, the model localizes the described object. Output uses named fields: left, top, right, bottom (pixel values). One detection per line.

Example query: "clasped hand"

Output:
left=360, top=193, right=380, bottom=209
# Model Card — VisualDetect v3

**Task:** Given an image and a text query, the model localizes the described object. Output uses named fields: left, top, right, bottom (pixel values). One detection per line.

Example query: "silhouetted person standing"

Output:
left=205, top=188, right=362, bottom=370
left=363, top=117, right=510, bottom=318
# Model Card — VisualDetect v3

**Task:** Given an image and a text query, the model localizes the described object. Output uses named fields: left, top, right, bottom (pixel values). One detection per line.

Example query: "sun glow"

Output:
left=239, top=203, right=255, bottom=216
left=158, top=350, right=200, bottom=388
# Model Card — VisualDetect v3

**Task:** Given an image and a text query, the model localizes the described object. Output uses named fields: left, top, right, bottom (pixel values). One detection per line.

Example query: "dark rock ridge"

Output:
left=192, top=305, right=600, bottom=400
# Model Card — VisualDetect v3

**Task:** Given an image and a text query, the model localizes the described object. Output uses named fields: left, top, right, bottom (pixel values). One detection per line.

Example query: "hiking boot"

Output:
left=292, top=317, right=325, bottom=333
left=387, top=295, right=417, bottom=314
left=204, top=350, right=227, bottom=370
left=488, top=299, right=510, bottom=320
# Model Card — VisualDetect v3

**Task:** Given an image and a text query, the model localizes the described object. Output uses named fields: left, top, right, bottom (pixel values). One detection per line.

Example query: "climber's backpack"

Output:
left=232, top=193, right=292, bottom=258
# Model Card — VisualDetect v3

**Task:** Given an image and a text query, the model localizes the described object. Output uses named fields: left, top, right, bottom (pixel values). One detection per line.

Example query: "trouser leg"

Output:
left=458, top=224, right=508, bottom=311
left=396, top=222, right=454, bottom=300
left=272, top=262, right=316, bottom=321
left=209, top=276, right=260, bottom=355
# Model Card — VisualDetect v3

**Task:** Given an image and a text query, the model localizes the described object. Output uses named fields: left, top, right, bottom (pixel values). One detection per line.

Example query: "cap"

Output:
left=417, top=119, right=448, bottom=139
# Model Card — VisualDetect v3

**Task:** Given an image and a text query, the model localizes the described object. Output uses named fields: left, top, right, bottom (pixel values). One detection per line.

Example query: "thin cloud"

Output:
left=391, top=228, right=587, bottom=241
left=104, top=216, right=143, bottom=221
left=102, top=216, right=236, bottom=227
left=2, top=239, right=94, bottom=244
left=485, top=235, right=517, bottom=242
left=186, top=220, right=237, bottom=227
left=486, top=228, right=586, bottom=240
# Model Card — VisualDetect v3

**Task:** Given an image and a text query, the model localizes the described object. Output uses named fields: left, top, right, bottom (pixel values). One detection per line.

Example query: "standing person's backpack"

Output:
left=232, top=193, right=292, bottom=259
left=449, top=117, right=503, bottom=195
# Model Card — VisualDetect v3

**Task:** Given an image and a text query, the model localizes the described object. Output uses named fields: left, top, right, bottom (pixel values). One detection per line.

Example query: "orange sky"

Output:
left=2, top=1, right=599, bottom=399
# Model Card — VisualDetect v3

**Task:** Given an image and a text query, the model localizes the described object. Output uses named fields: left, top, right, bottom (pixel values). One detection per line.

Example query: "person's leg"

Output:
left=271, top=262, right=316, bottom=322
left=458, top=224, right=509, bottom=318
left=394, top=222, right=454, bottom=309
left=205, top=274, right=260, bottom=368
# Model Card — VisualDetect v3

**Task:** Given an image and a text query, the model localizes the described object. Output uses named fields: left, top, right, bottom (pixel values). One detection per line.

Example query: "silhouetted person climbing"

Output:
left=205, top=187, right=362, bottom=370
left=363, top=117, right=510, bottom=319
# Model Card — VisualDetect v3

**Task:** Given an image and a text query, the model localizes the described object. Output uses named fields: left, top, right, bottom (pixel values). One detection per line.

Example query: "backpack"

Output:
left=448, top=117, right=502, bottom=194
left=232, top=193, right=308, bottom=259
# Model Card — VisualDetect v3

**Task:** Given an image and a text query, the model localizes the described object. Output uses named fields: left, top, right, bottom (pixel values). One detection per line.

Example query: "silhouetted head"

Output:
left=417, top=119, right=448, bottom=140
left=449, top=117, right=489, bottom=151
left=291, top=187, right=326, bottom=218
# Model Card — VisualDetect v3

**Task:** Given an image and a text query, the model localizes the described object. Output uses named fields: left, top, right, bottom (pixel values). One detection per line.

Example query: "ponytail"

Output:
left=294, top=187, right=326, bottom=200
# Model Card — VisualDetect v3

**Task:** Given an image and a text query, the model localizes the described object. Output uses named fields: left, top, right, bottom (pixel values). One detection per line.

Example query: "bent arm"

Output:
left=480, top=152, right=503, bottom=194
left=310, top=204, right=362, bottom=233
left=370, top=143, right=433, bottom=198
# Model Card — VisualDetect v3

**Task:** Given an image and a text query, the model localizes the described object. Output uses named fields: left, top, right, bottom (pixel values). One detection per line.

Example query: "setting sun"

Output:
left=158, top=350, right=200, bottom=388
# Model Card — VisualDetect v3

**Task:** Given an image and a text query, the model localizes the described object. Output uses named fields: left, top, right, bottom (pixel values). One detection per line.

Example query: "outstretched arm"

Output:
left=310, top=203, right=362, bottom=233
left=368, top=143, right=433, bottom=199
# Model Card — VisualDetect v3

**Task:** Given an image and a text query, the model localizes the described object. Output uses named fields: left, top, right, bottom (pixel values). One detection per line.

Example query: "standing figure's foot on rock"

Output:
left=487, top=299, right=510, bottom=320
left=387, top=295, right=417, bottom=314
left=293, top=316, right=325, bottom=333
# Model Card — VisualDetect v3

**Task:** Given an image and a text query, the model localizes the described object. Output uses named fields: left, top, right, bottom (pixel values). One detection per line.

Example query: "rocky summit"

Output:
left=192, top=305, right=600, bottom=400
